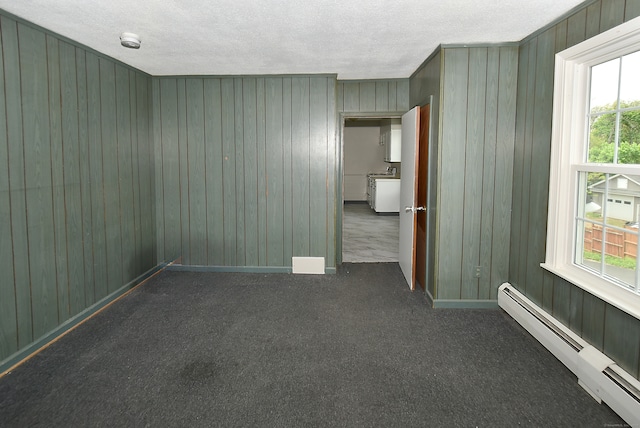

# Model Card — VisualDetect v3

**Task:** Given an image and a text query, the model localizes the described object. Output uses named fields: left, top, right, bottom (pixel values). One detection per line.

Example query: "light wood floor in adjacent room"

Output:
left=342, top=202, right=399, bottom=263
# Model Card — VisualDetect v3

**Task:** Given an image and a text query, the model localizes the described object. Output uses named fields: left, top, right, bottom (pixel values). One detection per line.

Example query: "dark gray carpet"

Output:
left=0, top=263, right=626, bottom=427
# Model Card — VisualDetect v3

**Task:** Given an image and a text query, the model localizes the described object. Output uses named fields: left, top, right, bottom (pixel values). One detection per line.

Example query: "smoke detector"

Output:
left=120, top=32, right=141, bottom=49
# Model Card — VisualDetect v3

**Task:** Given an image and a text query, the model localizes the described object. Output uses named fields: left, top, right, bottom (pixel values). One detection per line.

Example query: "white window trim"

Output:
left=543, top=16, right=640, bottom=320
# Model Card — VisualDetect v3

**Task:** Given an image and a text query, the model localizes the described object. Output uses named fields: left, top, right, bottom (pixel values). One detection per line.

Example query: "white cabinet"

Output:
left=367, top=174, right=389, bottom=208
left=373, top=178, right=401, bottom=213
left=381, top=123, right=402, bottom=162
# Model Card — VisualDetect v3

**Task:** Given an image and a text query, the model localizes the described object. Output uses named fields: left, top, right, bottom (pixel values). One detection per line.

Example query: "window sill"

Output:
left=541, top=262, right=640, bottom=321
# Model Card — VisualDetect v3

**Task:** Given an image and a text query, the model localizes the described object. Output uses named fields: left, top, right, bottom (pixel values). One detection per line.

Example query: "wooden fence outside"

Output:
left=584, top=225, right=638, bottom=259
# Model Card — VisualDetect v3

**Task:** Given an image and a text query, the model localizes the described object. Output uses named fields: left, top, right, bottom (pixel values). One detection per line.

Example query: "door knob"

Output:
left=405, top=206, right=426, bottom=213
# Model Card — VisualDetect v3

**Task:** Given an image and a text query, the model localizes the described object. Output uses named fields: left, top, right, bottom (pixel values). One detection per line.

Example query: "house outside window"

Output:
left=544, top=17, right=640, bottom=318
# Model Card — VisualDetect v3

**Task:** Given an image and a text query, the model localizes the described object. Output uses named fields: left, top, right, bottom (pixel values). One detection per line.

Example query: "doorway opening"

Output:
left=340, top=115, right=402, bottom=263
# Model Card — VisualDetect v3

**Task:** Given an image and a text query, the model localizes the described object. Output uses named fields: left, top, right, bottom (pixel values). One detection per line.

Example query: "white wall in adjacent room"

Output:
left=343, top=126, right=387, bottom=201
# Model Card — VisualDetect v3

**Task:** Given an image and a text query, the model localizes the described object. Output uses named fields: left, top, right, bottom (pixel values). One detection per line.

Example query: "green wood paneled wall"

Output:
left=436, top=46, right=518, bottom=302
left=510, top=0, right=640, bottom=379
left=409, top=46, right=517, bottom=304
left=0, top=15, right=156, bottom=363
left=152, top=76, right=337, bottom=269
left=409, top=50, right=442, bottom=300
left=337, top=79, right=409, bottom=113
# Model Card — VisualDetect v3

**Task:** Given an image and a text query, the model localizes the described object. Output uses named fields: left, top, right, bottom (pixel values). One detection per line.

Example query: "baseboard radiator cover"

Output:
left=498, top=283, right=640, bottom=428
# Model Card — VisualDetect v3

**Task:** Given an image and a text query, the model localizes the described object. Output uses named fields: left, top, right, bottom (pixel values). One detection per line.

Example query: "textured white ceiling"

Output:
left=0, top=0, right=586, bottom=79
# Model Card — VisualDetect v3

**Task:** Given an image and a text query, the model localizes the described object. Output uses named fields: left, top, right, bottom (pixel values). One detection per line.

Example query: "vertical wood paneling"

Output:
left=396, top=80, right=410, bottom=112
left=600, top=0, right=624, bottom=31
left=2, top=17, right=33, bottom=349
left=479, top=47, right=498, bottom=300
left=146, top=78, right=157, bottom=267
left=140, top=77, right=154, bottom=268
left=20, top=23, right=58, bottom=338
left=555, top=19, right=568, bottom=53
left=421, top=46, right=517, bottom=302
left=46, top=35, right=69, bottom=323
left=438, top=48, right=469, bottom=299
left=542, top=272, right=554, bottom=312
left=526, top=28, right=556, bottom=304
left=309, top=77, right=328, bottom=258
left=76, top=48, right=95, bottom=307
left=152, top=79, right=165, bottom=263
left=336, top=81, right=344, bottom=112
left=586, top=1, right=602, bottom=39
left=282, top=78, right=294, bottom=264
left=221, top=78, right=237, bottom=265
left=338, top=79, right=409, bottom=113
left=86, top=52, right=108, bottom=301
left=517, top=39, right=537, bottom=299
left=527, top=27, right=555, bottom=306
left=582, top=292, right=606, bottom=350
left=461, top=48, right=486, bottom=300
left=60, top=41, right=85, bottom=316
left=99, top=59, right=123, bottom=294
left=490, top=47, right=517, bottom=300
left=291, top=77, right=311, bottom=256
left=186, top=79, right=207, bottom=265
left=204, top=79, right=224, bottom=265
left=153, top=75, right=336, bottom=270
left=604, top=305, right=640, bottom=377
left=0, top=16, right=153, bottom=361
left=159, top=79, right=181, bottom=262
left=326, top=77, right=337, bottom=268
left=0, top=24, right=18, bottom=358
left=566, top=8, right=587, bottom=48
left=233, top=78, right=246, bottom=265
left=242, top=78, right=259, bottom=266
left=569, top=285, right=584, bottom=333
left=375, top=81, right=389, bottom=111
left=388, top=81, right=398, bottom=111
left=552, top=277, right=571, bottom=326
left=177, top=79, right=190, bottom=264
left=509, top=42, right=529, bottom=290
left=0, top=12, right=155, bottom=364
left=256, top=78, right=267, bottom=266
left=342, top=81, right=360, bottom=111
left=115, top=65, right=135, bottom=283
left=266, top=78, right=285, bottom=266
left=625, top=0, right=640, bottom=20
left=359, top=81, right=376, bottom=111
left=128, top=72, right=140, bottom=275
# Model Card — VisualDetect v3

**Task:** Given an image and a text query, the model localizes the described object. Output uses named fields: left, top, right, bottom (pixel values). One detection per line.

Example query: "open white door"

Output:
left=398, top=107, right=420, bottom=290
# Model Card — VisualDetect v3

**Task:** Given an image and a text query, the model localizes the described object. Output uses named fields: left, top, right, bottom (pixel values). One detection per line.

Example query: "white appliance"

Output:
left=372, top=178, right=401, bottom=213
left=367, top=171, right=394, bottom=208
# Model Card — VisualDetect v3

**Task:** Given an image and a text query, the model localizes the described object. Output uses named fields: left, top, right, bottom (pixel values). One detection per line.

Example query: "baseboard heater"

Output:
left=498, top=283, right=640, bottom=427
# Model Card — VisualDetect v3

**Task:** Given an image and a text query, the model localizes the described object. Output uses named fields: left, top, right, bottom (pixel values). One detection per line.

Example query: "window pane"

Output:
left=619, top=50, right=640, bottom=104
left=581, top=172, right=603, bottom=220
left=588, top=112, right=616, bottom=162
left=616, top=111, right=640, bottom=164
left=576, top=219, right=600, bottom=273
left=579, top=170, right=640, bottom=290
left=576, top=219, right=638, bottom=290
left=590, top=57, right=620, bottom=113
left=601, top=224, right=636, bottom=290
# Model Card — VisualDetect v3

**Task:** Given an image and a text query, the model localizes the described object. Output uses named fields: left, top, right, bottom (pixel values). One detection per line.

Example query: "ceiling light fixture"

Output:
left=120, top=32, right=141, bottom=49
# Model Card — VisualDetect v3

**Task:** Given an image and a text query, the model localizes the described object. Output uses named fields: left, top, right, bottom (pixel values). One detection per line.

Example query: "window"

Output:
left=544, top=17, right=640, bottom=317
